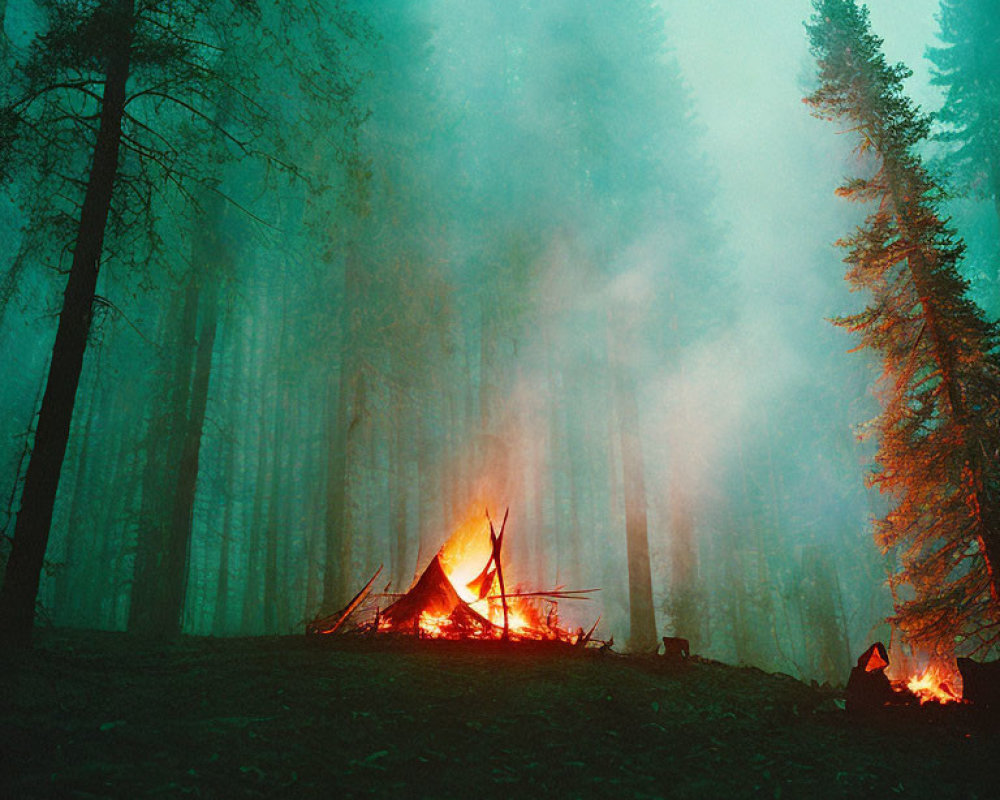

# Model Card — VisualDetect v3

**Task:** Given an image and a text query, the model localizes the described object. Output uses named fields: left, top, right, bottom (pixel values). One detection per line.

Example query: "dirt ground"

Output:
left=1, top=629, right=995, bottom=798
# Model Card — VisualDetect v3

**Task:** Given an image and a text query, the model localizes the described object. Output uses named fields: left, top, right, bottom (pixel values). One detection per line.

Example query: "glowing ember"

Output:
left=904, top=665, right=961, bottom=705
left=417, top=611, right=452, bottom=638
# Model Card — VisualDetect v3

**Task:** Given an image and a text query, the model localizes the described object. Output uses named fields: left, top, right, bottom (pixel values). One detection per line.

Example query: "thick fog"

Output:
left=1, top=0, right=993, bottom=680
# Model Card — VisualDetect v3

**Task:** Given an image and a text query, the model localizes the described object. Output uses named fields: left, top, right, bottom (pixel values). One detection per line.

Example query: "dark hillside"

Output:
left=1, top=631, right=994, bottom=798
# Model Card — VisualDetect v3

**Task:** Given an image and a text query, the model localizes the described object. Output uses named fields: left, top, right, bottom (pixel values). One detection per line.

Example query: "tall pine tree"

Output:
left=0, top=0, right=365, bottom=646
left=927, top=0, right=1000, bottom=222
left=806, top=0, right=1000, bottom=658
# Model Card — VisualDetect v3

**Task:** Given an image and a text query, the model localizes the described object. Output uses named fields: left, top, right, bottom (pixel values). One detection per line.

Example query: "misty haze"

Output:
left=2, top=0, right=998, bottom=796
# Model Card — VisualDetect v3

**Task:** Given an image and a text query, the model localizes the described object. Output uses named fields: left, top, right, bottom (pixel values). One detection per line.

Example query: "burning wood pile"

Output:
left=307, top=509, right=600, bottom=645
left=846, top=642, right=999, bottom=713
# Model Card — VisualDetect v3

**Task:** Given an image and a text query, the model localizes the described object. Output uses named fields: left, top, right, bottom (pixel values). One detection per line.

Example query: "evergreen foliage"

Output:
left=927, top=0, right=1000, bottom=206
left=806, top=0, right=1000, bottom=658
left=0, top=0, right=366, bottom=646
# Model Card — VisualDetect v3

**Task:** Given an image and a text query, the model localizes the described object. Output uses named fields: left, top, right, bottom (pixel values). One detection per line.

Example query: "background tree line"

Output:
left=1, top=0, right=995, bottom=679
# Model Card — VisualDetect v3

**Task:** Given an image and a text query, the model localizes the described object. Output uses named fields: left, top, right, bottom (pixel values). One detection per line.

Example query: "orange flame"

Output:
left=437, top=508, right=574, bottom=641
left=904, top=665, right=961, bottom=705
left=438, top=506, right=495, bottom=591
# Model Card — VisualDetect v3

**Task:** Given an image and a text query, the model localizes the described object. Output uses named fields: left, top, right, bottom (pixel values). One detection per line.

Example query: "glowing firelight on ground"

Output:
left=904, top=665, right=961, bottom=704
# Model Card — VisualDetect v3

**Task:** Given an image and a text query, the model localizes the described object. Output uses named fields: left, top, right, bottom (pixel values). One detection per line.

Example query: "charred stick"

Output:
left=477, top=589, right=599, bottom=601
left=487, top=508, right=510, bottom=641
left=307, top=564, right=383, bottom=636
left=578, top=616, right=601, bottom=647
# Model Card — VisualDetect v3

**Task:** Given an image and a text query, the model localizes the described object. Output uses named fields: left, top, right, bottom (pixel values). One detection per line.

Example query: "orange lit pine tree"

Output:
left=806, top=0, right=1000, bottom=658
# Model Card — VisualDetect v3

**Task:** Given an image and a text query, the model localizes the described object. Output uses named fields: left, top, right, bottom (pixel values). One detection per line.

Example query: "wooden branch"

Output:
left=487, top=507, right=510, bottom=640
left=307, top=564, right=383, bottom=636
left=479, top=588, right=600, bottom=601
left=576, top=616, right=601, bottom=647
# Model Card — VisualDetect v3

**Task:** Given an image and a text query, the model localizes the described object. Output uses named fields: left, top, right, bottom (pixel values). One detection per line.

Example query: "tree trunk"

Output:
left=262, top=389, right=282, bottom=633
left=322, top=366, right=351, bottom=610
left=323, top=242, right=366, bottom=610
left=212, top=319, right=242, bottom=635
left=389, top=380, right=409, bottom=590
left=159, top=280, right=219, bottom=637
left=414, top=401, right=437, bottom=580
left=564, top=397, right=586, bottom=588
left=53, top=364, right=101, bottom=620
left=668, top=475, right=698, bottom=645
left=305, top=379, right=332, bottom=616
left=128, top=282, right=199, bottom=635
left=211, top=454, right=236, bottom=635
left=0, top=2, right=134, bottom=647
left=0, top=0, right=9, bottom=58
left=241, top=385, right=270, bottom=634
left=618, top=378, right=658, bottom=652
left=263, top=284, right=288, bottom=633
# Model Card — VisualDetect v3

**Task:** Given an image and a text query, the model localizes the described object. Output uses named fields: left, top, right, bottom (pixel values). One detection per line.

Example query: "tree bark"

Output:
left=241, top=376, right=270, bottom=634
left=212, top=320, right=242, bottom=635
left=53, top=365, right=101, bottom=620
left=617, top=377, right=658, bottom=652
left=322, top=362, right=350, bottom=610
left=414, top=400, right=437, bottom=581
left=0, top=0, right=9, bottom=57
left=322, top=242, right=364, bottom=610
left=668, top=477, right=698, bottom=645
left=159, top=279, right=219, bottom=636
left=262, top=386, right=282, bottom=633
left=0, top=2, right=134, bottom=647
left=128, top=282, right=198, bottom=634
left=263, top=283, right=289, bottom=633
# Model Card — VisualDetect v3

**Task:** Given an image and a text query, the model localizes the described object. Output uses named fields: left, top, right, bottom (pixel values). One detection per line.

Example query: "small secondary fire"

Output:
left=900, top=664, right=961, bottom=705
left=307, top=508, right=599, bottom=644
left=846, top=642, right=969, bottom=712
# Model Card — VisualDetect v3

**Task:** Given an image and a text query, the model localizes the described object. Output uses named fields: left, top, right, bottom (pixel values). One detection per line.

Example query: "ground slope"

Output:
left=1, top=630, right=994, bottom=798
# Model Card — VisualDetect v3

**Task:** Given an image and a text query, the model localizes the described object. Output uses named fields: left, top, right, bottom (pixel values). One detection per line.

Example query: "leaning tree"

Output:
left=806, top=0, right=1000, bottom=659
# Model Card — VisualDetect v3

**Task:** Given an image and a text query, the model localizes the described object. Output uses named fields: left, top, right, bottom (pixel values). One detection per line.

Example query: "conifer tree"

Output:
left=0, top=0, right=365, bottom=647
left=806, top=0, right=1000, bottom=658
left=927, top=0, right=1000, bottom=222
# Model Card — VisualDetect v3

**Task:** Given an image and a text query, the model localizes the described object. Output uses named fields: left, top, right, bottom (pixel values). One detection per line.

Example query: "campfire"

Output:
left=845, top=642, right=1000, bottom=712
left=307, top=508, right=600, bottom=645
left=898, top=664, right=961, bottom=705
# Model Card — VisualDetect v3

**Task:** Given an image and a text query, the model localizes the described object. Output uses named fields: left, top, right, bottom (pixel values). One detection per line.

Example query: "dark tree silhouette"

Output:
left=0, top=0, right=136, bottom=647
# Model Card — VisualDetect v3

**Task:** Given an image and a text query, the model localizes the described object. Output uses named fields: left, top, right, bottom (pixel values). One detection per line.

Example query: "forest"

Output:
left=4, top=0, right=1000, bottom=795
left=1, top=0, right=1000, bottom=725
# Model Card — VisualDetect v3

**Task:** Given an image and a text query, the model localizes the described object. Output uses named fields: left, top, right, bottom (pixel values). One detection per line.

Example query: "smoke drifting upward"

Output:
left=408, top=0, right=946, bottom=659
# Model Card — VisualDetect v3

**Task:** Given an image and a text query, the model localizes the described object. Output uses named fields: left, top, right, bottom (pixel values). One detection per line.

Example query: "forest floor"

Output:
left=1, top=629, right=996, bottom=799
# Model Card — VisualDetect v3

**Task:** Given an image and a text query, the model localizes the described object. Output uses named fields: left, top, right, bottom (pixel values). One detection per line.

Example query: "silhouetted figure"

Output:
left=846, top=642, right=898, bottom=713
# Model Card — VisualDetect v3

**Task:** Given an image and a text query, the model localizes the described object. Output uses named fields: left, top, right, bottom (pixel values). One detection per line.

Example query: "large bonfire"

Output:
left=307, top=509, right=599, bottom=644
